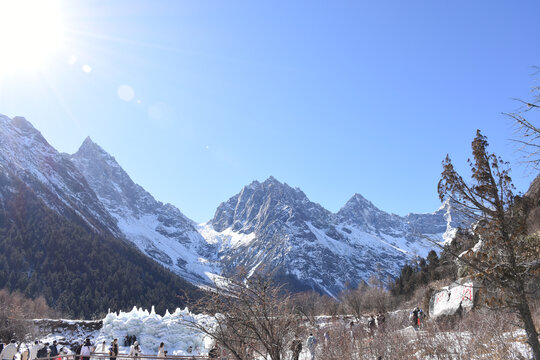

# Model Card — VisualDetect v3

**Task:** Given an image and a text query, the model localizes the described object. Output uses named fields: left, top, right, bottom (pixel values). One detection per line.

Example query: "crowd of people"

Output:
left=0, top=337, right=195, bottom=360
left=282, top=307, right=423, bottom=360
left=0, top=340, right=68, bottom=360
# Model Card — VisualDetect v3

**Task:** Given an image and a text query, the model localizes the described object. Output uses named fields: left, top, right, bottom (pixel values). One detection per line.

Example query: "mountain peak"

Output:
left=261, top=176, right=286, bottom=188
left=244, top=177, right=292, bottom=192
left=1, top=115, right=49, bottom=146
left=12, top=116, right=34, bottom=130
left=264, top=176, right=280, bottom=184
left=82, top=135, right=95, bottom=146
left=8, top=115, right=43, bottom=136
left=351, top=193, right=369, bottom=202
left=75, top=136, right=114, bottom=163
left=343, top=193, right=377, bottom=211
left=78, top=135, right=102, bottom=152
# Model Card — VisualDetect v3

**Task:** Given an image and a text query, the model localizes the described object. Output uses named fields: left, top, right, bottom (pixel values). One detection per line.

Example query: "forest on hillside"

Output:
left=0, top=177, right=201, bottom=318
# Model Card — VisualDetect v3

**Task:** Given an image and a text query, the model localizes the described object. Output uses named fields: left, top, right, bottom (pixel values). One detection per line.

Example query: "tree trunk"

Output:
left=517, top=298, right=540, bottom=360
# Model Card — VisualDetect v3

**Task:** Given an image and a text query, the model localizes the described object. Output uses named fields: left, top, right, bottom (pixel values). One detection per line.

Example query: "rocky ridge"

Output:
left=0, top=114, right=466, bottom=296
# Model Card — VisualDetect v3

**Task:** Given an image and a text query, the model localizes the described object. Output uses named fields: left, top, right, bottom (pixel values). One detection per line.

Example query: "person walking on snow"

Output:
left=21, top=345, right=29, bottom=360
left=96, top=341, right=107, bottom=354
left=109, top=339, right=119, bottom=360
left=36, top=344, right=48, bottom=359
left=129, top=341, right=142, bottom=360
left=368, top=315, right=376, bottom=337
left=0, top=340, right=17, bottom=360
left=376, top=312, right=386, bottom=332
left=49, top=341, right=59, bottom=359
left=208, top=345, right=218, bottom=359
left=290, top=334, right=302, bottom=360
left=306, top=333, right=317, bottom=360
left=29, top=341, right=42, bottom=360
left=411, top=307, right=421, bottom=330
left=81, top=339, right=93, bottom=360
left=157, top=343, right=165, bottom=359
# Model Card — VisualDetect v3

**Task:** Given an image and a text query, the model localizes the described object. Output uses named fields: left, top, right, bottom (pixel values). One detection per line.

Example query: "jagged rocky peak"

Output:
left=0, top=114, right=120, bottom=235
left=1, top=115, right=48, bottom=145
left=78, top=136, right=103, bottom=153
left=75, top=136, right=119, bottom=165
left=72, top=136, right=195, bottom=230
left=336, top=192, right=402, bottom=231
left=339, top=193, right=379, bottom=213
left=211, top=176, right=329, bottom=233
left=69, top=135, right=213, bottom=284
left=12, top=116, right=35, bottom=130
left=71, top=136, right=158, bottom=217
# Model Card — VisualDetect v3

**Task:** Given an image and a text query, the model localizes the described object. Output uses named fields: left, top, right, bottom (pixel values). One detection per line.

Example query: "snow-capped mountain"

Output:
left=0, top=114, right=200, bottom=317
left=0, top=115, right=119, bottom=234
left=202, top=178, right=464, bottom=296
left=70, top=137, right=218, bottom=284
left=0, top=114, right=465, bottom=298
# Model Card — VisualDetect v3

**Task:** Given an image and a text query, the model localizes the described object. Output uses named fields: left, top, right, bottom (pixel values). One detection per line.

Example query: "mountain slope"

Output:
left=0, top=113, right=465, bottom=301
left=0, top=173, right=201, bottom=318
left=70, top=137, right=218, bottom=284
left=0, top=115, right=119, bottom=235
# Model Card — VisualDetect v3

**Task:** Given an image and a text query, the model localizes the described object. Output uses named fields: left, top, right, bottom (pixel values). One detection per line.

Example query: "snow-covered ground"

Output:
left=27, top=306, right=533, bottom=360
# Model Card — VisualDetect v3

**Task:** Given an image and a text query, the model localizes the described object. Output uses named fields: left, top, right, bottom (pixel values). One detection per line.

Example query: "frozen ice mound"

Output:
left=98, top=306, right=215, bottom=356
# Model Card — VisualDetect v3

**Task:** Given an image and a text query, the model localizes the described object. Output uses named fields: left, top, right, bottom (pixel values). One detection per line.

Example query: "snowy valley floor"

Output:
left=24, top=307, right=534, bottom=360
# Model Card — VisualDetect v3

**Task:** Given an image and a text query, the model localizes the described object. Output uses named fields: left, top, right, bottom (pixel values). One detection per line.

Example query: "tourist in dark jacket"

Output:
left=109, top=339, right=118, bottom=360
left=49, top=341, right=59, bottom=358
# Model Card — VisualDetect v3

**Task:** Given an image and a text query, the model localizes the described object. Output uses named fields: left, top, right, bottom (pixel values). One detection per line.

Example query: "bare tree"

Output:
left=507, top=69, right=540, bottom=168
left=182, top=274, right=300, bottom=360
left=290, top=291, right=320, bottom=326
left=317, top=295, right=340, bottom=318
left=0, top=289, right=54, bottom=342
left=339, top=282, right=367, bottom=320
left=438, top=130, right=540, bottom=359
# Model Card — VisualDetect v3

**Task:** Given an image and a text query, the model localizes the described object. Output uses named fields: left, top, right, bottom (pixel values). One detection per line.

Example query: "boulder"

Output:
left=429, top=279, right=478, bottom=318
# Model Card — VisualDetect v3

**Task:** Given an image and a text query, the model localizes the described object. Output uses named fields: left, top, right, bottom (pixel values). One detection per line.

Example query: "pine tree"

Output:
left=438, top=130, right=540, bottom=359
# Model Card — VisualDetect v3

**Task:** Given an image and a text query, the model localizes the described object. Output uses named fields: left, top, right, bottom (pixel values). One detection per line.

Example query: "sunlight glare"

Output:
left=0, top=0, right=65, bottom=74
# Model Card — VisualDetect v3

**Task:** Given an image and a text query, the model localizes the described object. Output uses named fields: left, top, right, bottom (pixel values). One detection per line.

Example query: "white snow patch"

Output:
left=198, top=223, right=256, bottom=249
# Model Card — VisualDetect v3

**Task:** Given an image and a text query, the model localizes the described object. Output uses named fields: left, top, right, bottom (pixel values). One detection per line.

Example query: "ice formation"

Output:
left=95, top=306, right=215, bottom=356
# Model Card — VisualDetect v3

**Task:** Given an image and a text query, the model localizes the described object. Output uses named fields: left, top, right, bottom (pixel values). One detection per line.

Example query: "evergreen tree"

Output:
left=438, top=130, right=540, bottom=359
left=0, top=179, right=202, bottom=318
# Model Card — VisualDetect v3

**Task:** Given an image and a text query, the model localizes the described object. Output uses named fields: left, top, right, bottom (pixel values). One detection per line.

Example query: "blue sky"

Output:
left=0, top=1, right=539, bottom=222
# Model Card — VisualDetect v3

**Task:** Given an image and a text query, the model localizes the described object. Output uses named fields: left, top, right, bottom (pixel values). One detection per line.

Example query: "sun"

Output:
left=0, top=0, right=65, bottom=75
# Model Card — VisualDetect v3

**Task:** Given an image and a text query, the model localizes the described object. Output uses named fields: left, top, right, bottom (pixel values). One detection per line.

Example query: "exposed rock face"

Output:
left=204, top=178, right=464, bottom=296
left=70, top=137, right=218, bottom=284
left=0, top=115, right=119, bottom=235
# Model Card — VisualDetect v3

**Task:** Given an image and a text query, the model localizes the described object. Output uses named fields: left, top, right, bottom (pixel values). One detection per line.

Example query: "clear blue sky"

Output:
left=0, top=1, right=539, bottom=222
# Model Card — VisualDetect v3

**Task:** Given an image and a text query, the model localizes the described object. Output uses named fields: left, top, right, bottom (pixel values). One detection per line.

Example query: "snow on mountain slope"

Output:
left=70, top=137, right=219, bottom=284
left=206, top=177, right=464, bottom=296
left=0, top=114, right=466, bottom=295
left=0, top=114, right=119, bottom=234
